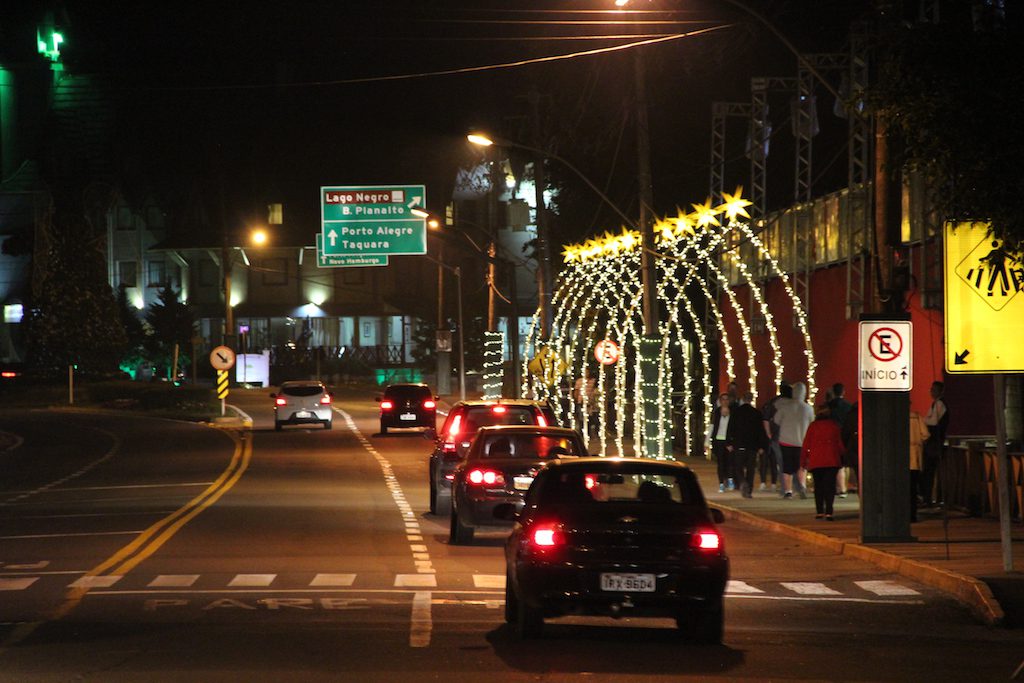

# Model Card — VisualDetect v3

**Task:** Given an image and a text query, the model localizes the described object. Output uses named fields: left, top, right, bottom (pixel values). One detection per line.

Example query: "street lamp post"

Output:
left=421, top=250, right=466, bottom=401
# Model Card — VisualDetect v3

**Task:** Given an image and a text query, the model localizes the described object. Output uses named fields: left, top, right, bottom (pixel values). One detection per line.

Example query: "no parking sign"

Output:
left=594, top=339, right=620, bottom=366
left=858, top=321, right=912, bottom=391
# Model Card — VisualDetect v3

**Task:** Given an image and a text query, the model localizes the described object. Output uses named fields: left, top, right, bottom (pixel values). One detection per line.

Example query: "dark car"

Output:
left=449, top=426, right=586, bottom=545
left=500, top=458, right=729, bottom=641
left=271, top=381, right=334, bottom=430
left=378, top=383, right=437, bottom=435
left=428, top=400, right=558, bottom=515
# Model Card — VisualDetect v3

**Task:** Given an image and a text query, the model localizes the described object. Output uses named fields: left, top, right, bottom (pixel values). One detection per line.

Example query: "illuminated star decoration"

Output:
left=720, top=187, right=752, bottom=221
left=690, top=199, right=721, bottom=228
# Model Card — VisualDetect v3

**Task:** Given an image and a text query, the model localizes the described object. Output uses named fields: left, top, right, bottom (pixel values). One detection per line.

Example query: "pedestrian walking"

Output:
left=800, top=405, right=846, bottom=520
left=841, top=400, right=859, bottom=493
left=772, top=381, right=814, bottom=499
left=760, top=383, right=789, bottom=492
left=828, top=383, right=854, bottom=497
left=709, top=393, right=734, bottom=492
left=731, top=392, right=768, bottom=497
left=909, top=409, right=929, bottom=523
left=921, top=381, right=950, bottom=506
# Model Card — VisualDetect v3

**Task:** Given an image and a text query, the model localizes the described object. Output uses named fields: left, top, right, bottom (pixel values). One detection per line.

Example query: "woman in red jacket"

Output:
left=800, top=405, right=846, bottom=521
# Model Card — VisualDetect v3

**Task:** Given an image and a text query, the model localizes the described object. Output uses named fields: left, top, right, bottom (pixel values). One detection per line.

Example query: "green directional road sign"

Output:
left=320, top=184, right=427, bottom=257
left=315, top=235, right=389, bottom=267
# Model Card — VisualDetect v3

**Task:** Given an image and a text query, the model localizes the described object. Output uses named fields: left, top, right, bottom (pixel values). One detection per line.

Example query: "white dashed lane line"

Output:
left=337, top=408, right=435, bottom=648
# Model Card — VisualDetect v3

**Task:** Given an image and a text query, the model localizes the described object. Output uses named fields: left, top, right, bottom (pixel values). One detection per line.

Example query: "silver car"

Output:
left=271, top=381, right=334, bottom=430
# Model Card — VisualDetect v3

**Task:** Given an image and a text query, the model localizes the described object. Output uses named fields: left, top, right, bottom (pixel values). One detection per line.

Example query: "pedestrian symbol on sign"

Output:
left=955, top=236, right=1024, bottom=312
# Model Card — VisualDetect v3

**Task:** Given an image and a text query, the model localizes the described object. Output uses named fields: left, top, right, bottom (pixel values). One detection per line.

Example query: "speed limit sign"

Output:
left=594, top=339, right=620, bottom=365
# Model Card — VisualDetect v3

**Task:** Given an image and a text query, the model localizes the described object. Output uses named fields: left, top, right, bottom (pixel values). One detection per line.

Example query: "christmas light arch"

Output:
left=521, top=189, right=817, bottom=459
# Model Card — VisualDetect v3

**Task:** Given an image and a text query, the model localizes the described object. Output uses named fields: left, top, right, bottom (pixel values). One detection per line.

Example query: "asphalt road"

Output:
left=0, top=393, right=1021, bottom=682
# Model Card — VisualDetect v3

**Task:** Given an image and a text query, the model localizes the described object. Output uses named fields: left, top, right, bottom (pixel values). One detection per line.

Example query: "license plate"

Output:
left=400, top=413, right=417, bottom=421
left=513, top=476, right=534, bottom=491
left=296, top=411, right=311, bottom=418
left=600, top=573, right=656, bottom=592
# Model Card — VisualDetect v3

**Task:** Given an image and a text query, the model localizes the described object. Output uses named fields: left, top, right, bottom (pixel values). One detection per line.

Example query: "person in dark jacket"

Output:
left=709, top=393, right=734, bottom=492
left=800, top=405, right=847, bottom=520
left=730, top=392, right=768, bottom=498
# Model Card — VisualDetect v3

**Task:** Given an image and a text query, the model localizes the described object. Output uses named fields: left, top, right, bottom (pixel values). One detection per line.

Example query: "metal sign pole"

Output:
left=995, top=374, right=1013, bottom=571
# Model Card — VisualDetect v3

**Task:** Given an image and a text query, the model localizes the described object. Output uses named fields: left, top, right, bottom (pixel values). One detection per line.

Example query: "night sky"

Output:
left=9, top=1, right=870, bottom=246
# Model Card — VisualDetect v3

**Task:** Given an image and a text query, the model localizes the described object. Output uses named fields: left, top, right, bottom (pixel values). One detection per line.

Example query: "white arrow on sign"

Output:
left=407, top=196, right=421, bottom=209
left=328, top=229, right=338, bottom=246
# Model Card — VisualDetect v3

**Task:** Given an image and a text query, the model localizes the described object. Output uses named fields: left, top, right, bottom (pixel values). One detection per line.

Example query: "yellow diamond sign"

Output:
left=944, top=221, right=1024, bottom=373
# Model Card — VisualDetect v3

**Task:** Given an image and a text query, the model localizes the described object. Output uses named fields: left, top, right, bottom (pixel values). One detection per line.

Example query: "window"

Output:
left=148, top=260, right=166, bottom=287
left=262, top=258, right=288, bottom=286
left=118, top=261, right=138, bottom=288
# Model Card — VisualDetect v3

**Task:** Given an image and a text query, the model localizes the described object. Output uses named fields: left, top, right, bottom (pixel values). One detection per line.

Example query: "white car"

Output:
left=271, top=381, right=333, bottom=430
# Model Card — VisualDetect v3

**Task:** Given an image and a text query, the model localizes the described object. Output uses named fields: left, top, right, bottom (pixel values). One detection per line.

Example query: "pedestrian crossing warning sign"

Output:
left=944, top=221, right=1024, bottom=373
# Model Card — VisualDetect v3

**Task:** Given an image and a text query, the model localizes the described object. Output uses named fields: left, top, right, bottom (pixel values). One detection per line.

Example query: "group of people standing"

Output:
left=709, top=381, right=858, bottom=521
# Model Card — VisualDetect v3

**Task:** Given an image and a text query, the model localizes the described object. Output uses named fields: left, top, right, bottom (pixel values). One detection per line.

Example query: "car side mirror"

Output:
left=493, top=502, right=519, bottom=522
left=711, top=508, right=725, bottom=524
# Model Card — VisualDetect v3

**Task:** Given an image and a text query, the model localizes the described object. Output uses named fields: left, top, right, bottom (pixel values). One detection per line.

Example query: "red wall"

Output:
left=717, top=253, right=993, bottom=435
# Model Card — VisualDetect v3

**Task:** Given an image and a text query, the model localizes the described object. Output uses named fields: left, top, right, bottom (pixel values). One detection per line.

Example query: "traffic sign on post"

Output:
left=944, top=221, right=1024, bottom=373
left=858, top=321, right=912, bottom=391
left=209, top=346, right=236, bottom=371
left=320, top=185, right=427, bottom=257
left=594, top=339, right=620, bottom=366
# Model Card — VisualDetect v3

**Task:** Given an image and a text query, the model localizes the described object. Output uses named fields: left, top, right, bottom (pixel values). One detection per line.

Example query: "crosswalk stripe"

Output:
left=781, top=582, right=842, bottom=596
left=310, top=573, right=356, bottom=587
left=0, top=577, right=38, bottom=591
left=473, top=574, right=505, bottom=589
left=855, top=580, right=921, bottom=596
left=69, top=575, right=123, bottom=589
left=228, top=574, right=276, bottom=587
left=726, top=580, right=764, bottom=594
left=396, top=574, right=437, bottom=588
left=149, top=574, right=199, bottom=588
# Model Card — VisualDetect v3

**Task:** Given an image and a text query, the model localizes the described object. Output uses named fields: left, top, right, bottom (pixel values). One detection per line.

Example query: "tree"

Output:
left=145, top=286, right=195, bottom=379
left=25, top=210, right=127, bottom=375
left=871, top=7, right=1024, bottom=253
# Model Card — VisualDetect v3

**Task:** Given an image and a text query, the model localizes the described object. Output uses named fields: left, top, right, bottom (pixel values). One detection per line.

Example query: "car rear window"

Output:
left=538, top=469, right=703, bottom=506
left=479, top=434, right=582, bottom=460
left=385, top=385, right=432, bottom=400
left=462, top=406, right=537, bottom=433
left=282, top=385, right=324, bottom=397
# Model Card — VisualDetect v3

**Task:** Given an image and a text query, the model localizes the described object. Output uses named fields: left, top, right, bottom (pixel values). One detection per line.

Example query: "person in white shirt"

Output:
left=709, top=393, right=734, bottom=492
left=772, top=381, right=814, bottom=498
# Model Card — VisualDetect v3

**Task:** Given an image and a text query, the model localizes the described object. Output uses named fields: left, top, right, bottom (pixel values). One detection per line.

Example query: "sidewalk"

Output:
left=679, top=453, right=1024, bottom=627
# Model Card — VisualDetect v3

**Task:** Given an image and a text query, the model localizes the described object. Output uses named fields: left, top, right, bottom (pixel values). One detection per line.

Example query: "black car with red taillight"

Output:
left=448, top=425, right=585, bottom=545
left=499, top=458, right=729, bottom=642
left=428, top=399, right=559, bottom=515
left=377, top=383, right=437, bottom=435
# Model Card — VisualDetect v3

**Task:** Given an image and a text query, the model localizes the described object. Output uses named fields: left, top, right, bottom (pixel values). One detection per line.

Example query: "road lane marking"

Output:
left=473, top=574, right=505, bottom=589
left=781, top=582, right=842, bottom=596
left=855, top=580, right=921, bottom=596
left=410, top=591, right=432, bottom=648
left=727, top=580, right=765, bottom=594
left=0, top=530, right=143, bottom=540
left=229, top=574, right=276, bottom=587
left=728, top=594, right=925, bottom=605
left=395, top=574, right=437, bottom=588
left=0, top=578, right=38, bottom=591
left=338, top=408, right=437, bottom=646
left=0, top=428, right=121, bottom=506
left=43, top=482, right=215, bottom=492
left=1, top=561, right=49, bottom=570
left=12, top=510, right=179, bottom=520
left=310, top=573, right=356, bottom=587
left=68, top=575, right=122, bottom=589
left=149, top=575, right=199, bottom=588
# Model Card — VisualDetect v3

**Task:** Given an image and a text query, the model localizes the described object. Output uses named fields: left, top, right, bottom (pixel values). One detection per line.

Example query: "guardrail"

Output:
left=943, top=438, right=1023, bottom=520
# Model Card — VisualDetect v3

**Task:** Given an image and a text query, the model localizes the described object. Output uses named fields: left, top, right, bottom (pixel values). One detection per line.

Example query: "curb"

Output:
left=711, top=502, right=1005, bottom=627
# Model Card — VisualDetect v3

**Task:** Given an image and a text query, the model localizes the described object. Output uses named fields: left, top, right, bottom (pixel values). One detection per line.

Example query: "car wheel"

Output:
left=449, top=505, right=474, bottom=545
left=275, top=421, right=282, bottom=432
left=380, top=422, right=388, bottom=435
left=503, top=569, right=517, bottom=624
left=323, top=420, right=332, bottom=430
left=515, top=590, right=543, bottom=639
left=677, top=598, right=724, bottom=644
left=429, top=476, right=438, bottom=515
left=435, top=491, right=451, bottom=516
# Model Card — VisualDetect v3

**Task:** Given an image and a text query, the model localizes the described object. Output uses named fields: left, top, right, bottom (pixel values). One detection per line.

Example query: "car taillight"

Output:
left=1, top=371, right=18, bottom=378
left=447, top=415, right=462, bottom=438
left=320, top=395, right=332, bottom=405
left=530, top=525, right=563, bottom=547
left=275, top=397, right=287, bottom=406
left=380, top=400, right=394, bottom=410
left=584, top=475, right=596, bottom=490
left=692, top=531, right=721, bottom=551
left=536, top=413, right=548, bottom=427
left=467, top=468, right=505, bottom=486
left=491, top=405, right=507, bottom=414
left=423, top=400, right=436, bottom=409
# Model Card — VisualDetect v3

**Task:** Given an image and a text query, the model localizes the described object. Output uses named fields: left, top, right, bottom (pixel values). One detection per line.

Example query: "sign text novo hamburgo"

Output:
left=858, top=321, right=913, bottom=392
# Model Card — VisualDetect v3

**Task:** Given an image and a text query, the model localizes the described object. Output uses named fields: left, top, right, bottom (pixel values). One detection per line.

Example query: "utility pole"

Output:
left=529, top=89, right=554, bottom=338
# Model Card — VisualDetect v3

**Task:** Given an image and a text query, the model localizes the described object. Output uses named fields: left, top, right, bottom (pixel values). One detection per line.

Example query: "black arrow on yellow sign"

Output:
left=954, top=349, right=970, bottom=365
